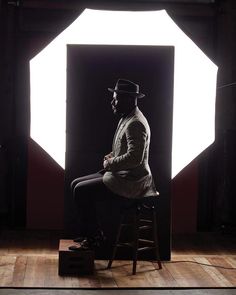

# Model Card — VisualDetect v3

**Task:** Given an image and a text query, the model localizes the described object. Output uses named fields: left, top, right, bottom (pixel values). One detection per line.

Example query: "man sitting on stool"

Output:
left=70, top=79, right=158, bottom=250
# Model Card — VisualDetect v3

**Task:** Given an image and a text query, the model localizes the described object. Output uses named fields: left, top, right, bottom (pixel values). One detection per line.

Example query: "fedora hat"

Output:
left=108, top=79, right=145, bottom=98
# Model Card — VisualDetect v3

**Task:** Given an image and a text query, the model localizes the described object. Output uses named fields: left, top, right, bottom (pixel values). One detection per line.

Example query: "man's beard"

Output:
left=113, top=109, right=125, bottom=117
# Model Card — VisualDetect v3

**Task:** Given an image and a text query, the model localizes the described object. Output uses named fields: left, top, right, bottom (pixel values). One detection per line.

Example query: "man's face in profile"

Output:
left=111, top=92, right=127, bottom=116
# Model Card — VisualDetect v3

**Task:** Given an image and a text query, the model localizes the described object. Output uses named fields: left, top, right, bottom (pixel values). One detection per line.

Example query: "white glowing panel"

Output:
left=30, top=9, right=218, bottom=178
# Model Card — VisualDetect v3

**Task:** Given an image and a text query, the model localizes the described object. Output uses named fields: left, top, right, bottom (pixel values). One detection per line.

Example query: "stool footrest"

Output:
left=138, top=238, right=155, bottom=245
left=140, top=219, right=152, bottom=223
left=137, top=246, right=156, bottom=252
left=117, top=242, right=133, bottom=248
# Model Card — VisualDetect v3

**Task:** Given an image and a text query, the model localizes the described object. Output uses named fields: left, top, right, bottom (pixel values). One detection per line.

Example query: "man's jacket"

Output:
left=103, top=107, right=158, bottom=198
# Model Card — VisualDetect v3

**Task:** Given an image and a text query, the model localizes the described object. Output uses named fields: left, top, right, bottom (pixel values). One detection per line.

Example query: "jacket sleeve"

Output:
left=107, top=120, right=147, bottom=171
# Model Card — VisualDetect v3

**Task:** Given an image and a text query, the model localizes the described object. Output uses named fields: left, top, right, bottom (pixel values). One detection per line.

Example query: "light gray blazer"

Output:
left=103, top=107, right=158, bottom=198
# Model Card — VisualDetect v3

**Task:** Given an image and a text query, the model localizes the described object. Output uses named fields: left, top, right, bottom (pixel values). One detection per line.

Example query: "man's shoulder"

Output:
left=126, top=111, right=150, bottom=135
left=132, top=108, right=149, bottom=126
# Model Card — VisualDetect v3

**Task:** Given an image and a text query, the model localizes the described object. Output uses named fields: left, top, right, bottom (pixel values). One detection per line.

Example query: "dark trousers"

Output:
left=71, top=172, right=132, bottom=237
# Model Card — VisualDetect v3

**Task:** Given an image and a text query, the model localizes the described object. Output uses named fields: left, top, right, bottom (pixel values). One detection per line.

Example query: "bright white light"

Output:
left=30, top=9, right=218, bottom=177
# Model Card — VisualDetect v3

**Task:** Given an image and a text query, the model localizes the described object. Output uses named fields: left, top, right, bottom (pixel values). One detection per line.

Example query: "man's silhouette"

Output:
left=70, top=79, right=158, bottom=250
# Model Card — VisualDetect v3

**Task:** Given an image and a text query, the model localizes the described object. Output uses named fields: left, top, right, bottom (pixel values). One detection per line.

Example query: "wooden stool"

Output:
left=107, top=196, right=162, bottom=275
left=58, top=240, right=94, bottom=275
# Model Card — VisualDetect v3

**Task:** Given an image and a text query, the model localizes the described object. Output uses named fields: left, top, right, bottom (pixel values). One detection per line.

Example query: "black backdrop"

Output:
left=65, top=45, right=174, bottom=260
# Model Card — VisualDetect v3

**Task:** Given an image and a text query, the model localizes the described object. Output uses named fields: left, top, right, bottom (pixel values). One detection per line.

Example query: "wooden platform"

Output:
left=0, top=230, right=235, bottom=288
left=58, top=240, right=94, bottom=275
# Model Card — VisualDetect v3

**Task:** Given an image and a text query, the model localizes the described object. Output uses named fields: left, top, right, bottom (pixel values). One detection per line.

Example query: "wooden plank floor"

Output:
left=0, top=230, right=236, bottom=288
left=0, top=290, right=236, bottom=295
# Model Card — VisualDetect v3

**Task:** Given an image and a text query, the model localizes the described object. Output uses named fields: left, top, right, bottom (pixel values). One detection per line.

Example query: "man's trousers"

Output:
left=71, top=172, right=133, bottom=237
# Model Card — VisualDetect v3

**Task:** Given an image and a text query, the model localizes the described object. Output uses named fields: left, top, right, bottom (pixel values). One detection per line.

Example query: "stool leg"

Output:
left=107, top=213, right=124, bottom=269
left=152, top=206, right=162, bottom=269
left=132, top=207, right=140, bottom=275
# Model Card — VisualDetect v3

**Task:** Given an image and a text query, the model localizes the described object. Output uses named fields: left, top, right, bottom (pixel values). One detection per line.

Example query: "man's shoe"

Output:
left=80, top=231, right=106, bottom=249
left=73, top=236, right=86, bottom=243
left=68, top=243, right=89, bottom=251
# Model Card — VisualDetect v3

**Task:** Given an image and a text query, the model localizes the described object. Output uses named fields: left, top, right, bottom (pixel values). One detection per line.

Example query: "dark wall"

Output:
left=27, top=138, right=64, bottom=229
left=0, top=1, right=80, bottom=228
left=1, top=0, right=235, bottom=232
left=198, top=0, right=236, bottom=230
left=0, top=1, right=28, bottom=227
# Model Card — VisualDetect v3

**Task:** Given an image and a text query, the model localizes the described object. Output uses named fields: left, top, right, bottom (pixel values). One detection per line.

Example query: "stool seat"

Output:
left=107, top=195, right=162, bottom=275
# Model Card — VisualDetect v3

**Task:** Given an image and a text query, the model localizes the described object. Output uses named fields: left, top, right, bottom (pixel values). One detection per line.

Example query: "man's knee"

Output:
left=74, top=181, right=87, bottom=191
left=73, top=181, right=89, bottom=201
left=71, top=177, right=84, bottom=192
left=71, top=173, right=101, bottom=192
left=70, top=179, right=77, bottom=191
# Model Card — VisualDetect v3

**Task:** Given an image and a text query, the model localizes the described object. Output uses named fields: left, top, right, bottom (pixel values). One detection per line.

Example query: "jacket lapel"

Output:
left=112, top=118, right=123, bottom=150
left=112, top=107, right=139, bottom=150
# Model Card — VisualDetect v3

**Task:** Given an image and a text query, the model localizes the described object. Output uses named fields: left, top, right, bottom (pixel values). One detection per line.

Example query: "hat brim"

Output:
left=108, top=88, right=145, bottom=99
